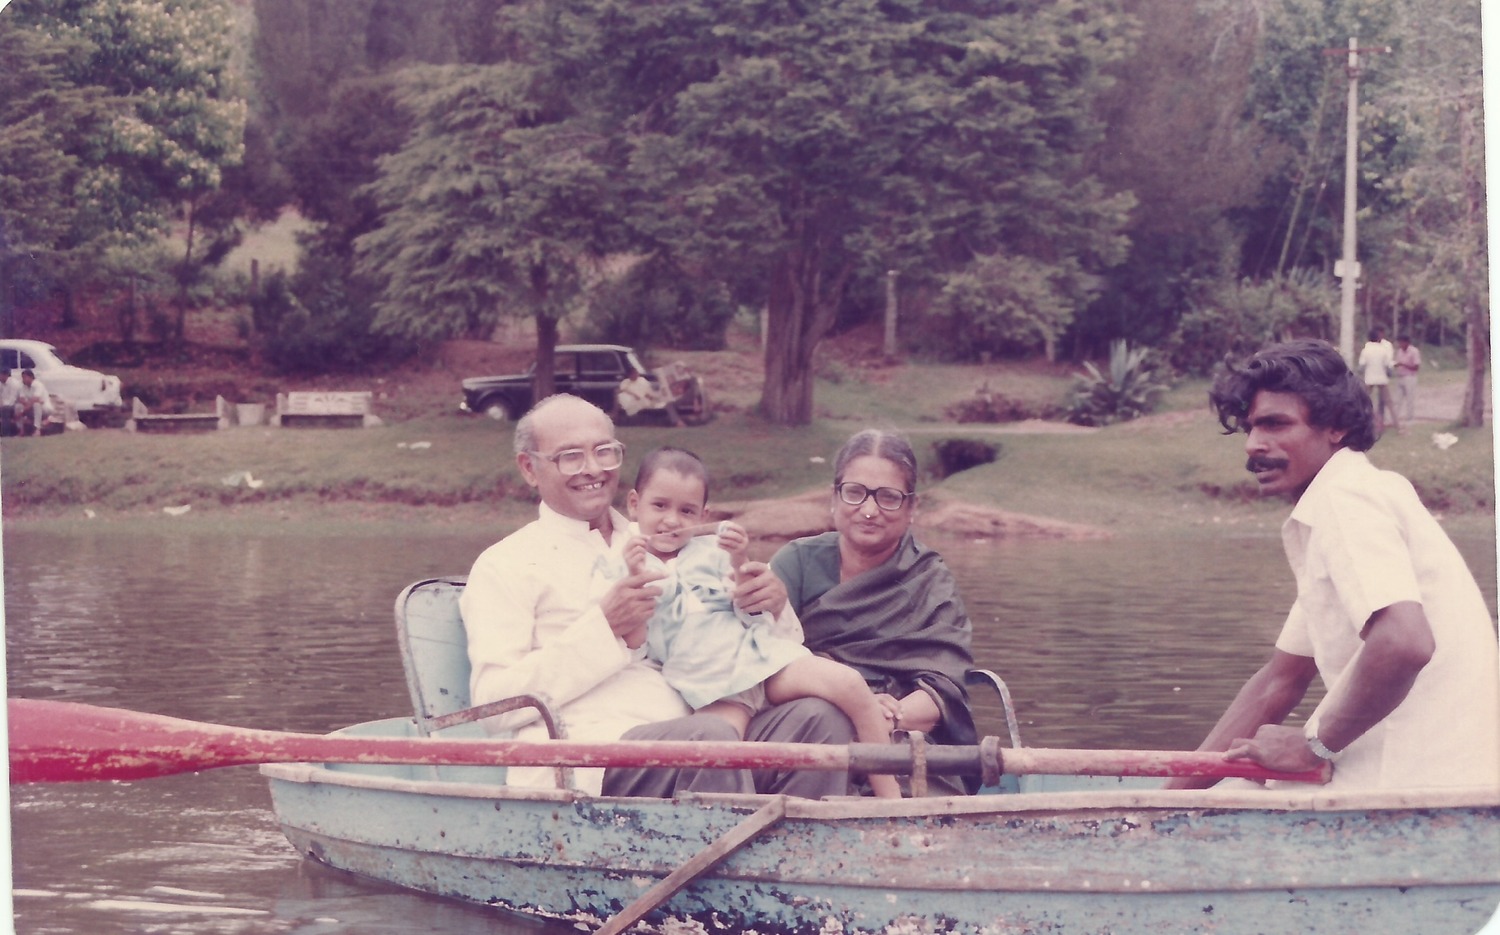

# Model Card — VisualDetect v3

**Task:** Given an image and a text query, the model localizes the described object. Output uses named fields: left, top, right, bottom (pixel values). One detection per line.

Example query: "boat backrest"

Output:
left=395, top=576, right=474, bottom=731
left=395, top=576, right=516, bottom=785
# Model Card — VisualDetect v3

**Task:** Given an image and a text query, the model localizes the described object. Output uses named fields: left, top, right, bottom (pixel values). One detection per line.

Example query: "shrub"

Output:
left=1168, top=270, right=1336, bottom=376
left=1067, top=340, right=1170, bottom=426
left=581, top=256, right=737, bottom=351
left=250, top=246, right=405, bottom=373
left=944, top=383, right=1054, bottom=423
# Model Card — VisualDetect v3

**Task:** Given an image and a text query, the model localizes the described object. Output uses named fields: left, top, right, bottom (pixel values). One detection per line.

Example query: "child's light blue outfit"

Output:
left=597, top=529, right=807, bottom=711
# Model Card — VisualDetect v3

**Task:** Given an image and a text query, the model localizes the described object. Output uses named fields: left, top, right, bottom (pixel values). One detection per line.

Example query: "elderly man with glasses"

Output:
left=460, top=394, right=855, bottom=798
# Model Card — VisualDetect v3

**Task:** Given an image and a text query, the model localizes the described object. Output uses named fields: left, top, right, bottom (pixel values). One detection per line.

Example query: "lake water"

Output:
left=5, top=525, right=1496, bottom=934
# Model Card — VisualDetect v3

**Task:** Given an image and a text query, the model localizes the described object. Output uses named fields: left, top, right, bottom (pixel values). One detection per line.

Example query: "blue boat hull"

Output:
left=262, top=719, right=1500, bottom=934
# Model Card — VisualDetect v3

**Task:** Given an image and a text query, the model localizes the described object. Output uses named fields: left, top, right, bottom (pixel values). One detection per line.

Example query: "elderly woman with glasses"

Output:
left=769, top=430, right=978, bottom=775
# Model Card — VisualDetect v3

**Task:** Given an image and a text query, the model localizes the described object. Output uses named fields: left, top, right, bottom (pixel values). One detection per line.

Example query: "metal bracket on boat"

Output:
left=906, top=730, right=929, bottom=797
left=423, top=692, right=574, bottom=791
left=978, top=735, right=1002, bottom=789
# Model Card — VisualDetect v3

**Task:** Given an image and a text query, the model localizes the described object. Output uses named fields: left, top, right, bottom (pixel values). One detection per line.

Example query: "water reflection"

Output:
left=6, top=526, right=1496, bottom=934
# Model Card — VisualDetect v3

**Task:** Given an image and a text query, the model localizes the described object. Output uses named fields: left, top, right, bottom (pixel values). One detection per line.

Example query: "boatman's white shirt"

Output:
left=461, top=502, right=691, bottom=795
left=1275, top=448, right=1500, bottom=790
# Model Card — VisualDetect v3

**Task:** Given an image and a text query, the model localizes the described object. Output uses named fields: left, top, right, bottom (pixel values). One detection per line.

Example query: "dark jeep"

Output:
left=459, top=344, right=709, bottom=424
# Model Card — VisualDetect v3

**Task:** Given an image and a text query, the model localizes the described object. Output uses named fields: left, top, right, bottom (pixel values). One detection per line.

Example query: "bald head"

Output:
left=514, top=394, right=613, bottom=457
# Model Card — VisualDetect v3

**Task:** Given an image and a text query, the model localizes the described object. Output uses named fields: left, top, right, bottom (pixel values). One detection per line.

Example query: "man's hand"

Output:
left=600, top=568, right=663, bottom=649
left=732, top=561, right=787, bottom=617
left=1224, top=724, right=1324, bottom=774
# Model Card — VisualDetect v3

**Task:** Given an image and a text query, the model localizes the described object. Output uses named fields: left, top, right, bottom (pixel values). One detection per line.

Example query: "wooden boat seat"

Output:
left=395, top=575, right=1028, bottom=794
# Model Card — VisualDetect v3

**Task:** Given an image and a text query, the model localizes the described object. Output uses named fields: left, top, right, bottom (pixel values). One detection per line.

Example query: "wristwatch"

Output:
left=1304, top=723, right=1343, bottom=763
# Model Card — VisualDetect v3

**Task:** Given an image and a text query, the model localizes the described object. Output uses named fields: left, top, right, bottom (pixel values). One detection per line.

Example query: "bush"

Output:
left=1168, top=270, right=1336, bottom=376
left=1067, top=340, right=1170, bottom=426
left=944, top=383, right=1058, bottom=423
left=250, top=246, right=405, bottom=373
left=581, top=256, right=737, bottom=351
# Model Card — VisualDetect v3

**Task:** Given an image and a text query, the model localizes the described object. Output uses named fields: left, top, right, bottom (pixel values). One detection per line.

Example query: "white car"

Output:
left=0, top=339, right=124, bottom=422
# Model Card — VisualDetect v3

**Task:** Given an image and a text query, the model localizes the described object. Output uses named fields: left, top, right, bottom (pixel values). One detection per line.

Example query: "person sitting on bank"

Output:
left=460, top=394, right=850, bottom=798
left=1166, top=339, right=1500, bottom=791
left=616, top=368, right=684, bottom=427
left=0, top=368, right=19, bottom=435
left=13, top=369, right=55, bottom=436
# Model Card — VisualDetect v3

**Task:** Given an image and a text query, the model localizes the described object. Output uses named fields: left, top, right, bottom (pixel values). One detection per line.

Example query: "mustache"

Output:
left=1246, top=456, right=1290, bottom=473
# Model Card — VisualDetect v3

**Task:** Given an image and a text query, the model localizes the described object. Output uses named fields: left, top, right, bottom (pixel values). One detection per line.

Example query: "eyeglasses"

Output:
left=834, top=482, right=913, bottom=511
left=529, top=441, right=625, bottom=476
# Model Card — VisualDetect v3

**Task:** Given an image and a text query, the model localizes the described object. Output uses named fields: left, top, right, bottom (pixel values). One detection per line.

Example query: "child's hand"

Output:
left=716, top=521, right=750, bottom=570
left=624, top=535, right=650, bottom=575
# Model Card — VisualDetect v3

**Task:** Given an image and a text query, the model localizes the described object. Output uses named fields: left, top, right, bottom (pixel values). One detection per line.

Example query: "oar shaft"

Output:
left=7, top=698, right=1329, bottom=785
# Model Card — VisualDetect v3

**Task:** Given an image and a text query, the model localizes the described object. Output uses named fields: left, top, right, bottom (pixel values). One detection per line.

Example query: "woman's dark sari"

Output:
left=773, top=531, right=978, bottom=753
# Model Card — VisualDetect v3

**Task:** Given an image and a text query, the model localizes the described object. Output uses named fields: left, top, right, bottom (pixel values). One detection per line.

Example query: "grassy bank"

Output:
left=5, top=358, right=1494, bottom=537
left=1, top=361, right=1493, bottom=540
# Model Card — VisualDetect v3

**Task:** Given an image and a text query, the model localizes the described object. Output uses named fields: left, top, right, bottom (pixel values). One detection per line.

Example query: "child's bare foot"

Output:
left=869, top=774, right=902, bottom=799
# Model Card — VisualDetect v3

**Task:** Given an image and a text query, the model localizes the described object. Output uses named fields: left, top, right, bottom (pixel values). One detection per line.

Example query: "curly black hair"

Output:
left=1208, top=339, right=1377, bottom=452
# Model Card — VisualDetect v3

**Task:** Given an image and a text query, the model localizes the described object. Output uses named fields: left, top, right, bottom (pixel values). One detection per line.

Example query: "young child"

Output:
left=621, top=446, right=902, bottom=798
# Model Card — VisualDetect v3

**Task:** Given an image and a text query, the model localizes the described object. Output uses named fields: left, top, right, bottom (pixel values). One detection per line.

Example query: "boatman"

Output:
left=1167, top=339, right=1500, bottom=791
left=459, top=393, right=853, bottom=797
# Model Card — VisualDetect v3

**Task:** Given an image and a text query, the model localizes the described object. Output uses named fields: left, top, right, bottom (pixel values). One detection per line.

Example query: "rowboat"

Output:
left=9, top=573, right=1497, bottom=934
left=256, top=577, right=1500, bottom=934
left=261, top=719, right=1500, bottom=934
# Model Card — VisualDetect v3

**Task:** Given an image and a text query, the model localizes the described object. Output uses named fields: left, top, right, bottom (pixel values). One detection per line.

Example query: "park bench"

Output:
left=125, top=396, right=229, bottom=433
left=273, top=391, right=380, bottom=428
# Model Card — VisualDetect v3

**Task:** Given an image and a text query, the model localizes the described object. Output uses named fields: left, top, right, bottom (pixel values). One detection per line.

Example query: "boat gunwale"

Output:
left=259, top=757, right=1500, bottom=819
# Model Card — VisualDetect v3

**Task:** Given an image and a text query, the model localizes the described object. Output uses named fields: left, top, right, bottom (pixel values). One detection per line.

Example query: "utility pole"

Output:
left=883, top=270, right=898, bottom=358
left=1326, top=38, right=1392, bottom=365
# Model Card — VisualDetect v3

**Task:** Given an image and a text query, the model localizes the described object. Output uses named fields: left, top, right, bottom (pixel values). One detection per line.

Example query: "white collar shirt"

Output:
left=1276, top=448, right=1500, bottom=789
left=460, top=502, right=689, bottom=793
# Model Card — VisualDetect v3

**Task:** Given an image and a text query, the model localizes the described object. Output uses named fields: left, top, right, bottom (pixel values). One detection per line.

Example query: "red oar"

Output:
left=6, top=698, right=1330, bottom=785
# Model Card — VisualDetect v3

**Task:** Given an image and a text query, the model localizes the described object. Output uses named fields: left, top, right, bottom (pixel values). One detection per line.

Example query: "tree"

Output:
left=0, top=0, right=245, bottom=336
left=354, top=62, right=631, bottom=395
left=598, top=0, right=1135, bottom=423
left=1374, top=0, right=1486, bottom=425
left=1072, top=0, right=1281, bottom=354
left=0, top=20, right=110, bottom=330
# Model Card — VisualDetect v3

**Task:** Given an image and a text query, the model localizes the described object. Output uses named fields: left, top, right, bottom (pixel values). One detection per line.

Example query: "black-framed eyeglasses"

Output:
left=529, top=441, right=625, bottom=476
left=834, top=482, right=913, bottom=511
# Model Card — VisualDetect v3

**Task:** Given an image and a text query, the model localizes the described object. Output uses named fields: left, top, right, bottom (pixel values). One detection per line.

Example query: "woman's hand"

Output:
left=873, top=693, right=903, bottom=732
left=894, top=690, right=940, bottom=734
left=732, top=561, right=787, bottom=617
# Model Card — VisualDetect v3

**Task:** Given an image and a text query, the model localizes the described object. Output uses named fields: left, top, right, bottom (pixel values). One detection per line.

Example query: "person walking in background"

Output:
left=1357, top=327, right=1399, bottom=436
left=1393, top=334, right=1421, bottom=422
left=1166, top=339, right=1500, bottom=792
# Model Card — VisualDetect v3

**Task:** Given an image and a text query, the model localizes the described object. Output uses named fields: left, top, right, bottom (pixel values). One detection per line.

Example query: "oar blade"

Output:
left=8, top=698, right=261, bottom=782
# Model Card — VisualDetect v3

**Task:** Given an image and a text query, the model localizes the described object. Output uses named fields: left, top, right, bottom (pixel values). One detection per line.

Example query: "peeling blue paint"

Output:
left=263, top=723, right=1500, bottom=935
